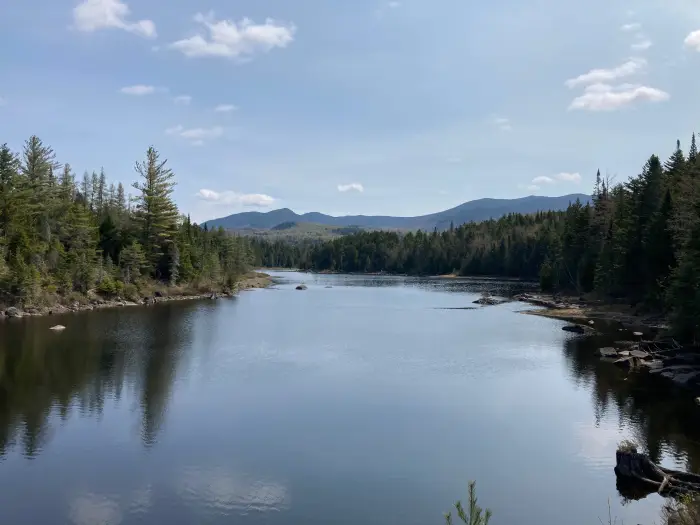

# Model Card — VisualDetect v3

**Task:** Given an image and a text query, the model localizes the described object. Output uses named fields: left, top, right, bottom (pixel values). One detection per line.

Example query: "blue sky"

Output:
left=1, top=0, right=699, bottom=222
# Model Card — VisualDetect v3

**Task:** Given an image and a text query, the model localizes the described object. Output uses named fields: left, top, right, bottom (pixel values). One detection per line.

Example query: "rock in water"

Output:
left=598, top=347, right=618, bottom=358
left=562, top=325, right=585, bottom=334
left=296, top=284, right=308, bottom=290
left=49, top=325, right=66, bottom=331
left=5, top=307, right=21, bottom=318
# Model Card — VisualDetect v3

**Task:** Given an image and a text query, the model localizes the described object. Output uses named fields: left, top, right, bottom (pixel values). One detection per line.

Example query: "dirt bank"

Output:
left=0, top=272, right=273, bottom=320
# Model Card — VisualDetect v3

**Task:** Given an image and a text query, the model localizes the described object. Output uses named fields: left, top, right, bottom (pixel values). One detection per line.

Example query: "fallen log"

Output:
left=615, top=447, right=700, bottom=498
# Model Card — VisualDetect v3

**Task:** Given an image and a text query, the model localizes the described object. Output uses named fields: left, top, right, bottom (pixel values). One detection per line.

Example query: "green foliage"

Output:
left=0, top=138, right=254, bottom=307
left=258, top=134, right=700, bottom=342
left=444, top=481, right=492, bottom=525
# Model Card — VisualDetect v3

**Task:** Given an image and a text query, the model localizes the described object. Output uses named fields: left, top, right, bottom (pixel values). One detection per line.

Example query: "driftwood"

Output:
left=615, top=449, right=700, bottom=498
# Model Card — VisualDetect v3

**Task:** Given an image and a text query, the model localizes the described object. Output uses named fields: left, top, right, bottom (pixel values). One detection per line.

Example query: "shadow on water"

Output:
left=562, top=334, right=700, bottom=494
left=0, top=301, right=200, bottom=458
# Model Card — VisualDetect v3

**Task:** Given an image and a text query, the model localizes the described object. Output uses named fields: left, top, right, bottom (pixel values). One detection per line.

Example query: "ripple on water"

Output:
left=176, top=466, right=289, bottom=516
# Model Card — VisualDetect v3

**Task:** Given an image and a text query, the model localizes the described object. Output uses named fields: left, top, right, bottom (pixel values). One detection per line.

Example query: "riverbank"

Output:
left=0, top=272, right=273, bottom=319
left=514, top=292, right=669, bottom=334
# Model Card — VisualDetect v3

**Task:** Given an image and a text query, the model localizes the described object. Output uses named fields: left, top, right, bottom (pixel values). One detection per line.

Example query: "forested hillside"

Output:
left=0, top=136, right=252, bottom=307
left=253, top=134, right=700, bottom=341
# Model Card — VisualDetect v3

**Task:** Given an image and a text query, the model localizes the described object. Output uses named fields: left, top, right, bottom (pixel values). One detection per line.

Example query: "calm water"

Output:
left=0, top=271, right=698, bottom=525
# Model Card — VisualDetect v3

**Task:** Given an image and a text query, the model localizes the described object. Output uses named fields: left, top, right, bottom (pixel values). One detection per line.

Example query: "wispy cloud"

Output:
left=196, top=189, right=276, bottom=207
left=120, top=85, right=156, bottom=95
left=532, top=176, right=555, bottom=184
left=173, top=95, right=192, bottom=105
left=166, top=125, right=224, bottom=145
left=620, top=22, right=641, bottom=32
left=565, top=58, right=646, bottom=88
left=631, top=39, right=652, bottom=51
left=215, top=104, right=238, bottom=113
left=493, top=116, right=512, bottom=131
left=337, top=183, right=364, bottom=193
left=555, top=172, right=581, bottom=183
left=73, top=0, right=156, bottom=38
left=169, top=11, right=295, bottom=60
left=568, top=83, right=669, bottom=111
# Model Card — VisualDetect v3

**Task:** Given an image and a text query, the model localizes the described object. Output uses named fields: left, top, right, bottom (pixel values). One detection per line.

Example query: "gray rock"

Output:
left=598, top=347, right=618, bottom=358
left=296, top=284, right=308, bottom=290
left=5, top=307, right=22, bottom=318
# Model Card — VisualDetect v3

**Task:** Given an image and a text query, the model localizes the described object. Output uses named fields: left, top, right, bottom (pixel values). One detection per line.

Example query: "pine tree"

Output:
left=132, top=147, right=179, bottom=279
left=689, top=133, right=698, bottom=164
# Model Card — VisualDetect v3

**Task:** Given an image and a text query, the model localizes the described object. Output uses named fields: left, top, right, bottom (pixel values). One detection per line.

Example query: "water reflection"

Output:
left=0, top=303, right=197, bottom=458
left=177, top=466, right=289, bottom=515
left=562, top=335, right=700, bottom=476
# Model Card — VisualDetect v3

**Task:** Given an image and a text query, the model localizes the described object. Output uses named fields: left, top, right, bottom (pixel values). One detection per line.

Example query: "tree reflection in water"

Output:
left=562, top=334, right=700, bottom=494
left=0, top=303, right=197, bottom=458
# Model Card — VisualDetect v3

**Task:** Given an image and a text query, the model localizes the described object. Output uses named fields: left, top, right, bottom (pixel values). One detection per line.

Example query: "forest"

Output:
left=252, top=134, right=700, bottom=341
left=0, top=136, right=252, bottom=307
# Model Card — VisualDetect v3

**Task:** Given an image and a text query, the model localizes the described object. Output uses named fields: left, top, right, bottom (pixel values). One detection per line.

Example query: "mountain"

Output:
left=204, top=194, right=591, bottom=232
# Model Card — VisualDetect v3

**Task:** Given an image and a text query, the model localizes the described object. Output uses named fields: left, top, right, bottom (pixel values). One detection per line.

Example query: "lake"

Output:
left=0, top=270, right=697, bottom=525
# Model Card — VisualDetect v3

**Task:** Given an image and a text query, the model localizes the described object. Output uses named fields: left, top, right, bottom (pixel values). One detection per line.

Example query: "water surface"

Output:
left=0, top=271, right=695, bottom=525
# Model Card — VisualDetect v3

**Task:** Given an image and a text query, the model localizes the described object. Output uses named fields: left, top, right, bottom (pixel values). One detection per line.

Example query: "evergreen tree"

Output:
left=131, top=147, right=179, bottom=279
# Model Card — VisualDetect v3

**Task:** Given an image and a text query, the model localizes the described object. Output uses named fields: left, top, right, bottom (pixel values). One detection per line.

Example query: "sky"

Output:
left=1, top=0, right=699, bottom=223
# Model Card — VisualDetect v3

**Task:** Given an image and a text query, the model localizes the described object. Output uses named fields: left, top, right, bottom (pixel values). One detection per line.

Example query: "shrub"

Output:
left=96, top=277, right=117, bottom=296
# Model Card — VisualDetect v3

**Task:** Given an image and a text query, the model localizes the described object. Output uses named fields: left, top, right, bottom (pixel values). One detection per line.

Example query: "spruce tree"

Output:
left=131, top=147, right=179, bottom=279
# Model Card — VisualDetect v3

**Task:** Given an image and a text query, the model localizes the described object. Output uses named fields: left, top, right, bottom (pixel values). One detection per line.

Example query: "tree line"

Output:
left=252, top=133, right=700, bottom=341
left=0, top=136, right=252, bottom=306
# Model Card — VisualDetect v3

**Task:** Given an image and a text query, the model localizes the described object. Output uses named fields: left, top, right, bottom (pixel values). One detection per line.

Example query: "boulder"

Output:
left=598, top=347, right=618, bottom=358
left=630, top=349, right=651, bottom=360
left=473, top=296, right=501, bottom=306
left=296, top=284, right=308, bottom=290
left=5, top=307, right=22, bottom=318
left=49, top=325, right=66, bottom=331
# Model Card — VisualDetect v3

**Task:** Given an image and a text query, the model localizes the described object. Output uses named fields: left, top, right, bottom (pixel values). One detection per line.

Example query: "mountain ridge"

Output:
left=204, top=194, right=591, bottom=231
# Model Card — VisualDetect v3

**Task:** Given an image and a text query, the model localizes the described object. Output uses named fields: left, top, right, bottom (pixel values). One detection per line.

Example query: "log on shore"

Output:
left=615, top=449, right=700, bottom=498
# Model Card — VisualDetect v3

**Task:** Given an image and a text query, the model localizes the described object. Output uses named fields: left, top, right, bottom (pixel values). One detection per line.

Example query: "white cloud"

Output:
left=337, top=183, right=364, bottom=193
left=196, top=189, right=276, bottom=207
left=568, top=83, right=669, bottom=111
left=555, top=172, right=582, bottom=183
left=532, top=176, right=555, bottom=184
left=169, top=11, right=295, bottom=60
left=620, top=22, right=641, bottom=32
left=173, top=95, right=192, bottom=105
left=215, top=104, right=238, bottom=112
left=73, top=0, right=156, bottom=38
left=631, top=39, right=652, bottom=51
left=493, top=117, right=512, bottom=131
left=120, top=85, right=156, bottom=95
left=564, top=58, right=646, bottom=88
left=684, top=30, right=700, bottom=51
left=166, top=125, right=224, bottom=145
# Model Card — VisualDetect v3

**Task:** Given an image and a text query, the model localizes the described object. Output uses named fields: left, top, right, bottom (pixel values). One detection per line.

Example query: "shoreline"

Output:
left=513, top=293, right=669, bottom=334
left=0, top=272, right=273, bottom=320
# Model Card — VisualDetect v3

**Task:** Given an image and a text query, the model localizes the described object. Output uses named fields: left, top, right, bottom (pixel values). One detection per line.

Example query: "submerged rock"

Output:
left=49, top=325, right=66, bottom=331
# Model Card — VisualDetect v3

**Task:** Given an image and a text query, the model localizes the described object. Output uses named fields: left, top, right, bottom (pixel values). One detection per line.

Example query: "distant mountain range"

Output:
left=204, top=194, right=591, bottom=232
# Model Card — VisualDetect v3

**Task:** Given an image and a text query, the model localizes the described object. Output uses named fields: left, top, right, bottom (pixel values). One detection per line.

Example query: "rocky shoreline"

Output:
left=512, top=293, right=700, bottom=390
left=0, top=272, right=273, bottom=320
